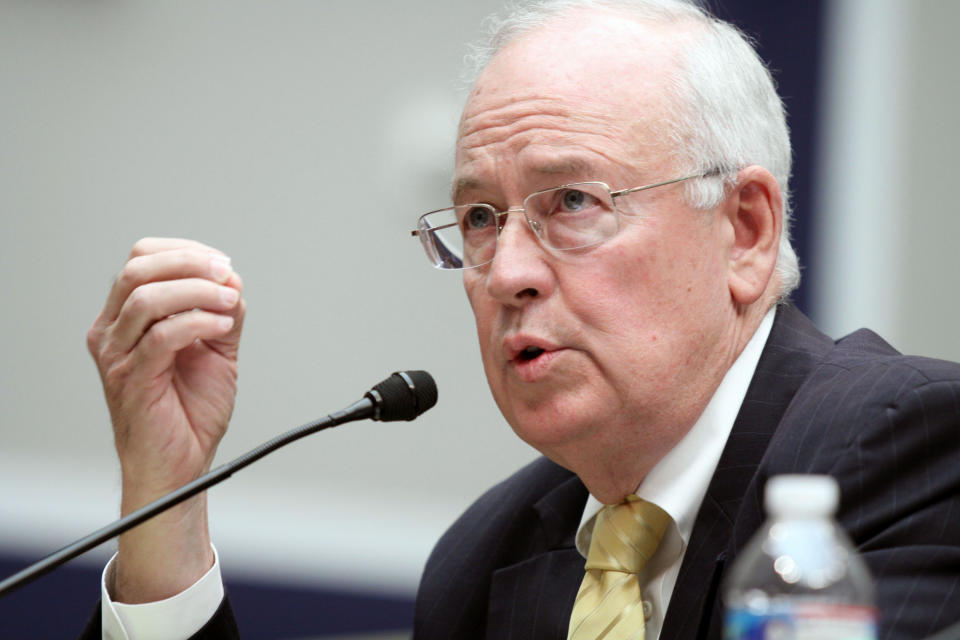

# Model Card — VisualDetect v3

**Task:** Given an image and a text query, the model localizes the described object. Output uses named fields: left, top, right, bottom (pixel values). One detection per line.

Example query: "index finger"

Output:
left=127, top=237, right=228, bottom=261
left=101, top=242, right=236, bottom=324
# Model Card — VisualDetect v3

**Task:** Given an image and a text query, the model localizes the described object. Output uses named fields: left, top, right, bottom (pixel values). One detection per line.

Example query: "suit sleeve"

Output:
left=78, top=597, right=240, bottom=640
left=832, top=367, right=960, bottom=637
left=77, top=547, right=239, bottom=639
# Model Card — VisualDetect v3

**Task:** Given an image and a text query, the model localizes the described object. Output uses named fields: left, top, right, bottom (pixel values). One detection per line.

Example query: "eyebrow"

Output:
left=451, top=157, right=595, bottom=204
left=450, top=176, right=483, bottom=204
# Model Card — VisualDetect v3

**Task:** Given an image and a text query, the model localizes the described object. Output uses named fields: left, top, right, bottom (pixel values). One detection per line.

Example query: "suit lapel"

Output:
left=661, top=305, right=833, bottom=639
left=486, top=472, right=588, bottom=640
left=482, top=306, right=835, bottom=640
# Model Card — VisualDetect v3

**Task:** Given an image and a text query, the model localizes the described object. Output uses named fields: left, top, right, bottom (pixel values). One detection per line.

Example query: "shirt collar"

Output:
left=575, top=308, right=776, bottom=557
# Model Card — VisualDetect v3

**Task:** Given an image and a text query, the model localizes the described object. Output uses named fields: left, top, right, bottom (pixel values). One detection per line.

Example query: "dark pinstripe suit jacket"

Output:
left=412, top=304, right=960, bottom=639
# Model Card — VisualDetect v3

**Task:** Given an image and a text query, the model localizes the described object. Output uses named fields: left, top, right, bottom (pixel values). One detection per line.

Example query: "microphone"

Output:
left=366, top=370, right=438, bottom=421
left=0, top=370, right=437, bottom=598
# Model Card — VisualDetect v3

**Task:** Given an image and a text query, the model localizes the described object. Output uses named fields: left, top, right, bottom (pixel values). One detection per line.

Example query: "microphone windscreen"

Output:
left=368, top=370, right=438, bottom=421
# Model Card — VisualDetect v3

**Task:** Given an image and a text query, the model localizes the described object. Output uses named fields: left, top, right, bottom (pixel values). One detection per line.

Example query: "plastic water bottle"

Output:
left=724, top=474, right=877, bottom=639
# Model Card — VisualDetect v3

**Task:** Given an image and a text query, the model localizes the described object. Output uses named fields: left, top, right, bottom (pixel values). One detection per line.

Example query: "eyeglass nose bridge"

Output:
left=494, top=206, right=542, bottom=238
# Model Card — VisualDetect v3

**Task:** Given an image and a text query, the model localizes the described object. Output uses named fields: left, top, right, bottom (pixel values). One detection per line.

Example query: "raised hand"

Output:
left=87, top=238, right=246, bottom=602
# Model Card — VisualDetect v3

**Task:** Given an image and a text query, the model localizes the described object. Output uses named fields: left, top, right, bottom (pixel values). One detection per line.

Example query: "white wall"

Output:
left=813, top=0, right=960, bottom=361
left=0, top=0, right=534, bottom=595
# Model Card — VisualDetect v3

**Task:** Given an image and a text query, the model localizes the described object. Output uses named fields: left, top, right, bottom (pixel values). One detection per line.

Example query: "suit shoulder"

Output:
left=756, top=321, right=960, bottom=477
left=472, top=456, right=579, bottom=514
left=414, top=457, right=584, bottom=637
left=430, top=456, right=579, bottom=560
left=765, top=324, right=960, bottom=480
left=805, top=326, right=960, bottom=398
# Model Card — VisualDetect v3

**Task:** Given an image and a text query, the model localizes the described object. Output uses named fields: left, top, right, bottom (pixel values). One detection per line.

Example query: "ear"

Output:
left=722, top=166, right=782, bottom=306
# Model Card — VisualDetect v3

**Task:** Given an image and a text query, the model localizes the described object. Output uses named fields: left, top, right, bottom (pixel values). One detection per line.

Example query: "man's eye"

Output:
left=464, top=207, right=494, bottom=231
left=561, top=189, right=588, bottom=211
left=548, top=188, right=601, bottom=216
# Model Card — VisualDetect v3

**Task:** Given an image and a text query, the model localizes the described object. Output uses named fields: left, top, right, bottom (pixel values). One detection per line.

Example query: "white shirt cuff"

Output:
left=100, top=545, right=224, bottom=640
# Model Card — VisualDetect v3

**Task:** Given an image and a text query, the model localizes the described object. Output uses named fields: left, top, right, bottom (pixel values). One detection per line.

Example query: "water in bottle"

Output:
left=724, top=474, right=877, bottom=640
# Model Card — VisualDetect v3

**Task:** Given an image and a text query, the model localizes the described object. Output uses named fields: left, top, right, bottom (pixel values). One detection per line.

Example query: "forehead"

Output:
left=454, top=11, right=687, bottom=198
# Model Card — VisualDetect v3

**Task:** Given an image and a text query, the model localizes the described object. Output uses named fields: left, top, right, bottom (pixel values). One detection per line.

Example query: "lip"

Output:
left=503, top=334, right=562, bottom=361
left=502, top=334, right=565, bottom=382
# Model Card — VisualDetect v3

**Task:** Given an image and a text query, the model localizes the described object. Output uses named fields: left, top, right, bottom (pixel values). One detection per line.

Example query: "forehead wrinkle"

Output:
left=460, top=95, right=569, bottom=133
left=453, top=136, right=643, bottom=204
left=455, top=111, right=634, bottom=203
left=459, top=101, right=621, bottom=151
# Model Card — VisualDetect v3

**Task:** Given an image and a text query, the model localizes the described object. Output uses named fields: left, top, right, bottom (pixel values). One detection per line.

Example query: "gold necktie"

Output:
left=567, top=495, right=670, bottom=640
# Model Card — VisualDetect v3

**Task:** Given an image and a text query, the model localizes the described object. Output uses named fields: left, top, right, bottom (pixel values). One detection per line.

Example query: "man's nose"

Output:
left=484, top=210, right=553, bottom=305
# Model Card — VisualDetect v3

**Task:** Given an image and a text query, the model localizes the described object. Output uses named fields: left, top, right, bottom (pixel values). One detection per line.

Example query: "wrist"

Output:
left=114, top=491, right=214, bottom=603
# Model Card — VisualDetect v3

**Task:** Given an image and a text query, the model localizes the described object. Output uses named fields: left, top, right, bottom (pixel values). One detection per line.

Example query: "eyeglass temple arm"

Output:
left=413, top=167, right=730, bottom=234
left=411, top=219, right=460, bottom=237
left=610, top=167, right=726, bottom=198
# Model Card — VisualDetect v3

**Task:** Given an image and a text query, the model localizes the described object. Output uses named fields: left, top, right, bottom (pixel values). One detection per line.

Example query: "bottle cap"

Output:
left=765, top=474, right=839, bottom=518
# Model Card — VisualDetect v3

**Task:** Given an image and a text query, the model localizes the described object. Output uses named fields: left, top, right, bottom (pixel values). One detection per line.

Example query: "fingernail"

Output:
left=218, top=315, right=235, bottom=331
left=220, top=286, right=239, bottom=305
left=211, top=255, right=233, bottom=283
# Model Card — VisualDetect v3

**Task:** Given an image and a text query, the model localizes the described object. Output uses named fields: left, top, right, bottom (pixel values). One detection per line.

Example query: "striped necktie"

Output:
left=567, top=495, right=670, bottom=640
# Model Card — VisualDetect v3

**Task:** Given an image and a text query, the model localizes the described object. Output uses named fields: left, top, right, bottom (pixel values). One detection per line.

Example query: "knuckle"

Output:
left=102, top=359, right=129, bottom=391
left=87, top=322, right=121, bottom=370
left=177, top=246, right=200, bottom=264
left=144, top=319, right=170, bottom=349
left=171, top=248, right=203, bottom=276
left=129, top=238, right=155, bottom=259
left=115, top=261, right=141, bottom=292
left=125, top=285, right=154, bottom=315
left=86, top=323, right=103, bottom=355
left=92, top=331, right=121, bottom=372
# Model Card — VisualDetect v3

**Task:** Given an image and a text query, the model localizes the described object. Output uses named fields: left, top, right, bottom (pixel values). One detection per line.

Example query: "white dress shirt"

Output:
left=102, top=309, right=775, bottom=639
left=574, top=309, right=774, bottom=639
left=101, top=546, right=223, bottom=640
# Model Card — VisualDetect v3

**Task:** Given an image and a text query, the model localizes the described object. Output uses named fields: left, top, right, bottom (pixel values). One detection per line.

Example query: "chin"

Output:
left=505, top=401, right=600, bottom=455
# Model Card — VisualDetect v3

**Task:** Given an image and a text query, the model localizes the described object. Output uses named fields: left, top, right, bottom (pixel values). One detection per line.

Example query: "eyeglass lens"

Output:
left=417, top=183, right=619, bottom=270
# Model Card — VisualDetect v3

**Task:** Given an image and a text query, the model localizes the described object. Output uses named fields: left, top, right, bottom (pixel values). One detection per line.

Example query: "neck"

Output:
left=571, top=302, right=774, bottom=504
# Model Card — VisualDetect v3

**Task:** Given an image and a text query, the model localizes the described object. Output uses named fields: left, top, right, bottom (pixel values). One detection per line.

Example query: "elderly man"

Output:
left=82, top=1, right=960, bottom=639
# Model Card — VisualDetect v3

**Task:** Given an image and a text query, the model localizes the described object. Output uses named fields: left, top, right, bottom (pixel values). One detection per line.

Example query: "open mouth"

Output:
left=517, top=346, right=546, bottom=362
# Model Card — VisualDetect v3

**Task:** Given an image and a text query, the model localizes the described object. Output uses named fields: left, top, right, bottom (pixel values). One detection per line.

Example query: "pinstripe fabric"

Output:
left=567, top=498, right=669, bottom=640
left=412, top=305, right=960, bottom=640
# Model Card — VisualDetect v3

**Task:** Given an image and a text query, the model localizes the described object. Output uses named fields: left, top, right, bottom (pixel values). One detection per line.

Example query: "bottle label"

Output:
left=725, top=603, right=877, bottom=640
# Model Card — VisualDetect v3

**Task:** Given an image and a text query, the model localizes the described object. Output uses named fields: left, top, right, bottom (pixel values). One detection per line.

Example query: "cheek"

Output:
left=463, top=272, right=487, bottom=324
left=563, top=236, right=714, bottom=346
left=572, top=241, right=662, bottom=312
left=634, top=221, right=725, bottom=295
left=464, top=273, right=497, bottom=352
left=559, top=263, right=653, bottom=362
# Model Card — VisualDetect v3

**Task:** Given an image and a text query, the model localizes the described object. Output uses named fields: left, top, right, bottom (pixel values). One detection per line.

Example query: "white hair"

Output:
left=464, top=0, right=800, bottom=299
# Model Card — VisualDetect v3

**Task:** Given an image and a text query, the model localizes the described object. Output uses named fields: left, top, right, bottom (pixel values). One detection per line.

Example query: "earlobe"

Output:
left=725, top=166, right=782, bottom=307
